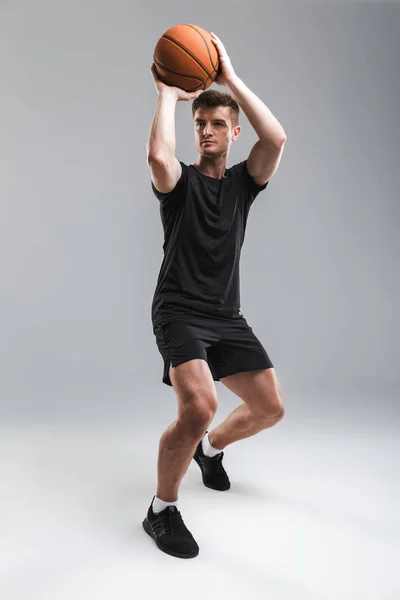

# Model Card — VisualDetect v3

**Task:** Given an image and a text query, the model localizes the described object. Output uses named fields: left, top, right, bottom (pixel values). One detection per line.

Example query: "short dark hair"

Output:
left=192, top=90, right=240, bottom=126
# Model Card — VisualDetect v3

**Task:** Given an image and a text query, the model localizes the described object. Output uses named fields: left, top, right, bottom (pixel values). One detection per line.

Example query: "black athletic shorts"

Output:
left=153, top=314, right=274, bottom=387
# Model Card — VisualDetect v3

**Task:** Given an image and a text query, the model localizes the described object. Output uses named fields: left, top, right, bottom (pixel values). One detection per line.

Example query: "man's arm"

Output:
left=147, top=64, right=201, bottom=194
left=226, top=77, right=286, bottom=186
left=211, top=34, right=287, bottom=186
left=147, top=87, right=181, bottom=194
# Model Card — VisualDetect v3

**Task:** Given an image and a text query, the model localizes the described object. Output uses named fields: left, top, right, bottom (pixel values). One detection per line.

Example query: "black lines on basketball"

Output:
left=182, top=24, right=218, bottom=75
left=153, top=24, right=219, bottom=92
left=154, top=56, right=203, bottom=84
left=162, top=35, right=211, bottom=79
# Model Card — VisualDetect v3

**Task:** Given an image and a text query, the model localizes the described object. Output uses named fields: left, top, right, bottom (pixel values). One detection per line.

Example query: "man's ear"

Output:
left=232, top=125, right=241, bottom=141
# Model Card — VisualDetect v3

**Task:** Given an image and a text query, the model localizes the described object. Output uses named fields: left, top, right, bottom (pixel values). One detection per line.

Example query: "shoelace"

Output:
left=214, top=453, right=226, bottom=474
left=152, top=508, right=186, bottom=536
left=202, top=451, right=226, bottom=474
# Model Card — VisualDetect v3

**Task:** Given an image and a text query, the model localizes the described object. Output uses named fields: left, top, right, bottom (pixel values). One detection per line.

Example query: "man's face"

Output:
left=194, top=106, right=240, bottom=156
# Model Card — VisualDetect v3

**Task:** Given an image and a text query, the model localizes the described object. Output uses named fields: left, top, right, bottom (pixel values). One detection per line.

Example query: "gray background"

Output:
left=1, top=0, right=398, bottom=414
left=1, top=1, right=399, bottom=599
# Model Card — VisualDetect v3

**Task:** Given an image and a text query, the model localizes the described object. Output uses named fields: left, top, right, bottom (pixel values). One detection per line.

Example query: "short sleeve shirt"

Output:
left=151, top=160, right=268, bottom=327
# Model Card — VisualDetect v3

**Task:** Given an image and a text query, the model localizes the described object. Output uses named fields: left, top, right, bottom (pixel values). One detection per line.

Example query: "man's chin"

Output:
left=200, top=146, right=218, bottom=155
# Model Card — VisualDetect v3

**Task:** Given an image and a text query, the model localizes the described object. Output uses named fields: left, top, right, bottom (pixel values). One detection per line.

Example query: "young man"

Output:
left=142, top=33, right=287, bottom=559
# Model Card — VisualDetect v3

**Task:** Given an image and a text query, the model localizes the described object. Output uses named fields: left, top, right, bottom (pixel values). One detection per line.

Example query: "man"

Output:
left=142, top=32, right=287, bottom=559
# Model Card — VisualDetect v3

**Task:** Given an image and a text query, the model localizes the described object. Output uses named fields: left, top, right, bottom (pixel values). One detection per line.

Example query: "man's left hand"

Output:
left=210, top=32, right=237, bottom=87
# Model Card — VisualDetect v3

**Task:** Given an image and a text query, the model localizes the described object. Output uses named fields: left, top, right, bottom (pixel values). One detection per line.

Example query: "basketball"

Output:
left=153, top=24, right=219, bottom=92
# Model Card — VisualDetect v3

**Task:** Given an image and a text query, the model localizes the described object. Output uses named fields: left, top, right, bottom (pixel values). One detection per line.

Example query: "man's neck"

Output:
left=192, top=156, right=228, bottom=180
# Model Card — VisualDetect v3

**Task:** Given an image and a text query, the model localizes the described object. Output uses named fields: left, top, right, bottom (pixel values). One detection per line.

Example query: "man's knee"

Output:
left=179, top=391, right=218, bottom=434
left=258, top=392, right=285, bottom=427
left=270, top=404, right=285, bottom=424
left=256, top=405, right=284, bottom=428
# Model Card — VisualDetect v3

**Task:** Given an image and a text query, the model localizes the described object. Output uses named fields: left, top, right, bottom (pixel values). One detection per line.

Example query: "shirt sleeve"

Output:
left=151, top=161, right=188, bottom=202
left=240, top=159, right=269, bottom=205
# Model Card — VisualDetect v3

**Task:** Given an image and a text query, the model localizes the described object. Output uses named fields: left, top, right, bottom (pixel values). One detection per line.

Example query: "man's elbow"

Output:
left=147, top=152, right=161, bottom=167
left=260, top=132, right=287, bottom=152
left=276, top=130, right=287, bottom=147
left=147, top=149, right=175, bottom=168
left=147, top=152, right=169, bottom=171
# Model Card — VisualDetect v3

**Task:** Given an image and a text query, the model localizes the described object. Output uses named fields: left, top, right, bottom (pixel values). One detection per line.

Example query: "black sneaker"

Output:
left=193, top=433, right=231, bottom=491
left=142, top=498, right=199, bottom=559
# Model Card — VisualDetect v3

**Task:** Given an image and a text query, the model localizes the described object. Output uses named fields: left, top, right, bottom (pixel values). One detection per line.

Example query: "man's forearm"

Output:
left=226, top=76, right=286, bottom=146
left=147, top=90, right=178, bottom=162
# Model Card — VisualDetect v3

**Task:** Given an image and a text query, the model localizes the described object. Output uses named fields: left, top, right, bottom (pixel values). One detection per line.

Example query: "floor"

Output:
left=1, top=383, right=399, bottom=600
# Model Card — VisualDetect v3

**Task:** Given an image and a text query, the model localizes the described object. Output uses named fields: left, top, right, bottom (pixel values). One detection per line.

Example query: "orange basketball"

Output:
left=153, top=24, right=219, bottom=92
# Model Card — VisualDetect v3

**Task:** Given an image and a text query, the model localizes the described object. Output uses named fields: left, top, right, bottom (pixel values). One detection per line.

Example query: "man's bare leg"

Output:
left=156, top=359, right=219, bottom=502
left=208, top=368, right=285, bottom=451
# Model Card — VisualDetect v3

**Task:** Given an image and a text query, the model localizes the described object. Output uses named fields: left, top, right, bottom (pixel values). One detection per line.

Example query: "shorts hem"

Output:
left=162, top=356, right=209, bottom=387
left=217, top=359, right=274, bottom=380
left=162, top=358, right=274, bottom=387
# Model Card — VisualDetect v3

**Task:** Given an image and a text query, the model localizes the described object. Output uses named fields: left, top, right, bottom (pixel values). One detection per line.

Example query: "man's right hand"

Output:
left=150, top=63, right=203, bottom=101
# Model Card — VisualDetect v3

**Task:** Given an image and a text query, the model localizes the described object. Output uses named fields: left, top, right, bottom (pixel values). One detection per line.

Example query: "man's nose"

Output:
left=202, top=124, right=211, bottom=136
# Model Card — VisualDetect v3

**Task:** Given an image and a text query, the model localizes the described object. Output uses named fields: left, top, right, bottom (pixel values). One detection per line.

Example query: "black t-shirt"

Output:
left=151, top=160, right=268, bottom=328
